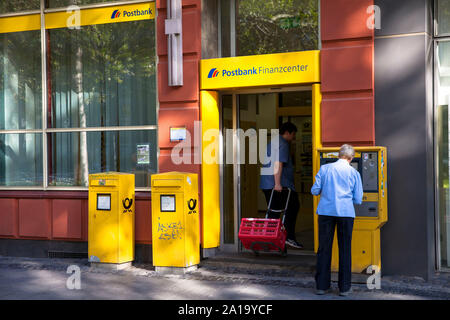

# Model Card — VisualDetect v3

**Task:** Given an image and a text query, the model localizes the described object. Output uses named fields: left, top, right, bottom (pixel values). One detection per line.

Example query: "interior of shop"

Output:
left=221, top=89, right=314, bottom=253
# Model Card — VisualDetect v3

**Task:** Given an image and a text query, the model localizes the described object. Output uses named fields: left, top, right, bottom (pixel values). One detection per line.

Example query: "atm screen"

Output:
left=320, top=156, right=363, bottom=181
left=321, top=157, right=361, bottom=173
left=350, top=162, right=359, bottom=171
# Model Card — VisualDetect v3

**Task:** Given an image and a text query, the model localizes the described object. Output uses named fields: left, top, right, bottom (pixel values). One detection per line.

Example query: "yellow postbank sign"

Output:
left=0, top=14, right=41, bottom=34
left=46, top=2, right=156, bottom=29
left=0, top=2, right=155, bottom=34
left=200, top=50, right=320, bottom=90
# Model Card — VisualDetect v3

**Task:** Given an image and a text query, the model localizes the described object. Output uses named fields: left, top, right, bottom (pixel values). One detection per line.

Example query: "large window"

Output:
left=0, top=1, right=157, bottom=189
left=220, top=0, right=319, bottom=57
left=437, top=41, right=450, bottom=270
left=0, top=30, right=42, bottom=186
left=49, top=23, right=156, bottom=129
left=48, top=20, right=157, bottom=187
left=436, top=1, right=450, bottom=271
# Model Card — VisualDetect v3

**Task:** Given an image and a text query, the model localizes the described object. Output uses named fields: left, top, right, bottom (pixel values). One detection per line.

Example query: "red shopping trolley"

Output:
left=238, top=188, right=291, bottom=256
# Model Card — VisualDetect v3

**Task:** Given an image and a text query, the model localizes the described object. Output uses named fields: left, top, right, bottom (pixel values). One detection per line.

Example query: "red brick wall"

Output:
left=320, top=0, right=375, bottom=146
left=157, top=0, right=202, bottom=174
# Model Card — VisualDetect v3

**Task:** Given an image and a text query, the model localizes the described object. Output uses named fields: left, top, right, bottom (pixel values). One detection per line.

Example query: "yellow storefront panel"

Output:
left=312, top=84, right=322, bottom=245
left=45, top=1, right=155, bottom=30
left=200, top=50, right=320, bottom=90
left=200, top=91, right=221, bottom=249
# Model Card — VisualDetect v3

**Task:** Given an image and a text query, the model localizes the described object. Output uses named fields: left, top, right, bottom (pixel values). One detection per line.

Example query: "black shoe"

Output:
left=286, top=239, right=304, bottom=249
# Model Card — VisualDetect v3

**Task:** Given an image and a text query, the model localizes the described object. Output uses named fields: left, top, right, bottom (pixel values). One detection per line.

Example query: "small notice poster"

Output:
left=170, top=127, right=187, bottom=142
left=160, top=195, right=176, bottom=212
left=97, top=194, right=111, bottom=211
left=137, top=144, right=150, bottom=165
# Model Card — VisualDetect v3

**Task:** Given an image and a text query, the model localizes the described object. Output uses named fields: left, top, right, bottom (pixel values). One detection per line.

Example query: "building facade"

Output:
left=0, top=0, right=447, bottom=280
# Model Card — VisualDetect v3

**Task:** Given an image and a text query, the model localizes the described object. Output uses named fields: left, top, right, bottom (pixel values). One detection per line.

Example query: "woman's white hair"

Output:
left=339, top=144, right=355, bottom=159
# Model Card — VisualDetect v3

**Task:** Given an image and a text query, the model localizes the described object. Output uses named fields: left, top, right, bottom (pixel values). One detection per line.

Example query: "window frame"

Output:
left=0, top=0, right=158, bottom=191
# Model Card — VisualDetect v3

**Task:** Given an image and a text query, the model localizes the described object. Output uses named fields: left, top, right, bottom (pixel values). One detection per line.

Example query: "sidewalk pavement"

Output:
left=199, top=251, right=450, bottom=299
left=0, top=251, right=449, bottom=300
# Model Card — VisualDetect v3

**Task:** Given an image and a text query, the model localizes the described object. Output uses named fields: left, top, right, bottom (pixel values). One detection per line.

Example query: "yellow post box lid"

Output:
left=89, top=172, right=134, bottom=186
left=151, top=172, right=198, bottom=190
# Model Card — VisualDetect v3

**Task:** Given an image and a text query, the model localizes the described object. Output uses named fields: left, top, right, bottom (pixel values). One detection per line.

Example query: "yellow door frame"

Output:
left=200, top=50, right=321, bottom=250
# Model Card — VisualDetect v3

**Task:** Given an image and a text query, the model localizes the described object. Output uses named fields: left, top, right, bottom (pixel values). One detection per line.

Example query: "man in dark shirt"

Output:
left=260, top=122, right=302, bottom=249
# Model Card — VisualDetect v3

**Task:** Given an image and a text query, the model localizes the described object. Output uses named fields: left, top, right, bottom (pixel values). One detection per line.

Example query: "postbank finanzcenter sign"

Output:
left=200, top=50, right=320, bottom=90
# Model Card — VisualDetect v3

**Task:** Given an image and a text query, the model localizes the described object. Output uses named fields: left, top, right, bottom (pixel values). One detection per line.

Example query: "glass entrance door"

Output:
left=220, top=88, right=315, bottom=253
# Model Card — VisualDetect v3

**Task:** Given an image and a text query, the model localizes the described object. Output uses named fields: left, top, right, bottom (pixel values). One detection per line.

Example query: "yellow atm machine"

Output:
left=88, top=172, right=135, bottom=267
left=314, top=147, right=388, bottom=274
left=151, top=172, right=200, bottom=272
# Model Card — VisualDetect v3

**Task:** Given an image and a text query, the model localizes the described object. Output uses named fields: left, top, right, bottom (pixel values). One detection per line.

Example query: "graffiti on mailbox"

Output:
left=157, top=218, right=184, bottom=240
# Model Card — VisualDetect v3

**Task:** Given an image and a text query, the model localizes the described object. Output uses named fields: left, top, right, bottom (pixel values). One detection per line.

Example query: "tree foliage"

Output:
left=47, top=0, right=113, bottom=8
left=236, top=0, right=318, bottom=56
left=0, top=0, right=40, bottom=13
left=49, top=20, right=156, bottom=96
left=438, top=0, right=450, bottom=35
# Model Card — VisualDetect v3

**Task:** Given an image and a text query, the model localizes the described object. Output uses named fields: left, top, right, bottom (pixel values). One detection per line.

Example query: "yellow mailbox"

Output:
left=151, top=172, right=200, bottom=269
left=88, top=172, right=135, bottom=265
left=314, top=147, right=388, bottom=274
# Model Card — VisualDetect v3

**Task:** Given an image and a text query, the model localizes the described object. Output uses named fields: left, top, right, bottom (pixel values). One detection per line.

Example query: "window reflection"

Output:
left=48, top=21, right=157, bottom=128
left=0, top=5, right=157, bottom=188
left=437, top=41, right=450, bottom=269
left=0, top=134, right=42, bottom=186
left=46, top=0, right=115, bottom=8
left=237, top=0, right=318, bottom=56
left=220, top=0, right=319, bottom=57
left=49, top=130, right=157, bottom=187
left=0, top=1, right=40, bottom=14
left=437, top=0, right=450, bottom=35
left=0, top=31, right=42, bottom=130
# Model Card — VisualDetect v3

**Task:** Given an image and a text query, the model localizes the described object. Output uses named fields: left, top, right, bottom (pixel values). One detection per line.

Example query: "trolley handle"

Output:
left=266, top=187, right=291, bottom=224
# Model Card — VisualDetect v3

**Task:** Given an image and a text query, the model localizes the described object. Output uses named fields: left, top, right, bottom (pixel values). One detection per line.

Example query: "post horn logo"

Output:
left=111, top=10, right=121, bottom=19
left=207, top=68, right=219, bottom=78
left=187, top=199, right=197, bottom=214
left=122, top=198, right=133, bottom=213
